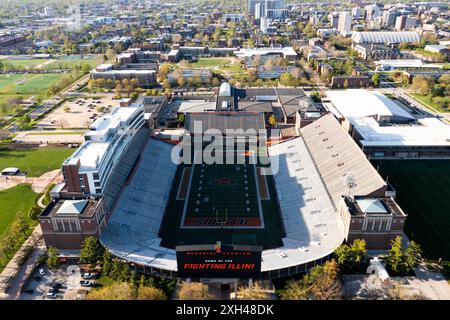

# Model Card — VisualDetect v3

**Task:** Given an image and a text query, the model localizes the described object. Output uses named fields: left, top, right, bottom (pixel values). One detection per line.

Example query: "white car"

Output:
left=82, top=273, right=95, bottom=279
left=38, top=268, right=45, bottom=276
left=46, top=292, right=56, bottom=298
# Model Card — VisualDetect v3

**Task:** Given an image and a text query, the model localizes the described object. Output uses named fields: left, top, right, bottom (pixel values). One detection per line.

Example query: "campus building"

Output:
left=351, top=31, right=420, bottom=60
left=324, top=89, right=450, bottom=159
left=58, top=105, right=145, bottom=198
left=40, top=84, right=408, bottom=279
left=90, top=64, right=157, bottom=88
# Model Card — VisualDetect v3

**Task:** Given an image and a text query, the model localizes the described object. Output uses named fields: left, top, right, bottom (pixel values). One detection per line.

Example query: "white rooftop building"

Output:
left=350, top=117, right=450, bottom=148
left=62, top=106, right=144, bottom=196
left=325, top=90, right=415, bottom=123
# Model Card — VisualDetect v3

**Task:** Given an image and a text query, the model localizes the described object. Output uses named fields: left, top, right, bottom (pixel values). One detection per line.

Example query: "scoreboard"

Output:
left=176, top=243, right=262, bottom=278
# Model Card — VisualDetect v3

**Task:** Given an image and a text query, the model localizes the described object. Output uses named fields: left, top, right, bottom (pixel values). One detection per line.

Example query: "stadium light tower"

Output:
left=345, top=173, right=357, bottom=199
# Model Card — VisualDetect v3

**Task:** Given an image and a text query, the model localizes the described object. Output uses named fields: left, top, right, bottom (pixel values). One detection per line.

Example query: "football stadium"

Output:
left=42, top=83, right=407, bottom=280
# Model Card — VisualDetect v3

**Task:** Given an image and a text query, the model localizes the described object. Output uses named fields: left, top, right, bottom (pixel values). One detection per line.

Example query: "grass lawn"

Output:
left=372, top=160, right=450, bottom=260
left=0, top=184, right=38, bottom=236
left=0, top=147, right=74, bottom=177
left=191, top=58, right=232, bottom=68
left=409, top=93, right=449, bottom=113
left=0, top=73, right=64, bottom=95
left=0, top=59, right=56, bottom=70
left=44, top=55, right=103, bottom=70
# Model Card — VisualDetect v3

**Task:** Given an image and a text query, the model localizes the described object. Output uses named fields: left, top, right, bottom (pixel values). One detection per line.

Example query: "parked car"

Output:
left=82, top=273, right=95, bottom=279
left=51, top=282, right=63, bottom=289
left=46, top=292, right=56, bottom=298
left=49, top=288, right=59, bottom=294
left=38, top=268, right=45, bottom=276
left=79, top=280, right=94, bottom=287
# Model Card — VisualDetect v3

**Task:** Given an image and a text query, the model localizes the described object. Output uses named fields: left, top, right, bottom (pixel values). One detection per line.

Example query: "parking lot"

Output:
left=19, top=265, right=94, bottom=300
left=37, top=95, right=120, bottom=130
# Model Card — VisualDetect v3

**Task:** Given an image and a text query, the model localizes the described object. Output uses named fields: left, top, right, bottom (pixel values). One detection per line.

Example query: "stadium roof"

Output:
left=351, top=31, right=420, bottom=44
left=350, top=116, right=450, bottom=147
left=325, top=89, right=415, bottom=121
left=300, top=113, right=387, bottom=207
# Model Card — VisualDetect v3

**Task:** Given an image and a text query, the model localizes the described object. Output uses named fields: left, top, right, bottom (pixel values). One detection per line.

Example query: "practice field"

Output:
left=44, top=55, right=103, bottom=70
left=0, top=73, right=64, bottom=95
left=373, top=160, right=450, bottom=259
left=191, top=58, right=232, bottom=68
left=0, top=147, right=74, bottom=177
left=0, top=73, right=65, bottom=107
left=0, top=59, right=55, bottom=70
left=180, top=159, right=264, bottom=228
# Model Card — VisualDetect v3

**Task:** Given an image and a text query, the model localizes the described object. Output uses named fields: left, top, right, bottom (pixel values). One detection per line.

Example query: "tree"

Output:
left=130, top=92, right=139, bottom=100
left=411, top=76, right=434, bottom=95
left=386, top=236, right=422, bottom=275
left=237, top=282, right=271, bottom=300
left=372, top=73, right=380, bottom=87
left=280, top=73, right=295, bottom=86
left=136, top=286, right=167, bottom=300
left=86, top=282, right=135, bottom=300
left=247, top=69, right=257, bottom=82
left=268, top=114, right=276, bottom=127
left=80, top=236, right=104, bottom=265
left=334, top=239, right=367, bottom=271
left=102, top=250, right=112, bottom=276
left=63, top=106, right=71, bottom=113
left=177, top=76, right=186, bottom=88
left=282, top=259, right=341, bottom=300
left=157, top=64, right=170, bottom=81
left=96, top=106, right=105, bottom=113
left=178, top=282, right=215, bottom=300
left=47, top=246, right=60, bottom=270
left=28, top=205, right=42, bottom=221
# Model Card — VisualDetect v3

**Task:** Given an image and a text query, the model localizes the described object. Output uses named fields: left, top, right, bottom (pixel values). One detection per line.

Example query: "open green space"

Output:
left=27, top=131, right=86, bottom=136
left=191, top=58, right=232, bottom=68
left=0, top=73, right=64, bottom=95
left=372, top=160, right=450, bottom=259
left=0, top=59, right=56, bottom=70
left=0, top=73, right=66, bottom=112
left=0, top=147, right=74, bottom=177
left=409, top=93, right=449, bottom=113
left=0, top=184, right=38, bottom=237
left=44, top=55, right=103, bottom=70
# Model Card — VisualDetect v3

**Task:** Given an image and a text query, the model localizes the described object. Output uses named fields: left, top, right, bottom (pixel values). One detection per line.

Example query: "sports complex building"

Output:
left=40, top=83, right=407, bottom=280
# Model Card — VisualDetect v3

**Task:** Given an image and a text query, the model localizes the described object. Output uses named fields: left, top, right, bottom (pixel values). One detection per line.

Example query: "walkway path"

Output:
left=0, top=169, right=63, bottom=193
left=0, top=226, right=45, bottom=300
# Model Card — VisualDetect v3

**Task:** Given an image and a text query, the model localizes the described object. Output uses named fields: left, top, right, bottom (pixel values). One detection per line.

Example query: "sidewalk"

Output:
left=0, top=226, right=46, bottom=300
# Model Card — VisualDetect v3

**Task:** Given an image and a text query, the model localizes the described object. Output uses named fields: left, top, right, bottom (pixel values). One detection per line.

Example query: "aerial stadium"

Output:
left=41, top=83, right=406, bottom=280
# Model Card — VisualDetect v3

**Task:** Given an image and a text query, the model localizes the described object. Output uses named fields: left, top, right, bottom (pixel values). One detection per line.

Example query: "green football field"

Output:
left=183, top=162, right=261, bottom=225
left=373, top=160, right=450, bottom=260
